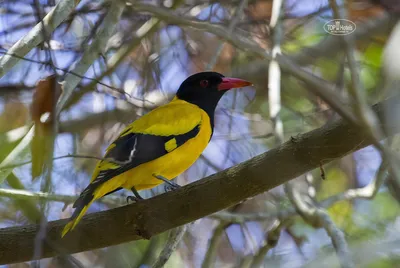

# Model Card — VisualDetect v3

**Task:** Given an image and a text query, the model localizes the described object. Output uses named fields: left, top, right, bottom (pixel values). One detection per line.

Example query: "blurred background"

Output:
left=1, top=0, right=400, bottom=267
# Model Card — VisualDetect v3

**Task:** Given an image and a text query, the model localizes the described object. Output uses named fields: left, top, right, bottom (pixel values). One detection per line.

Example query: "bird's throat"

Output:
left=175, top=95, right=222, bottom=131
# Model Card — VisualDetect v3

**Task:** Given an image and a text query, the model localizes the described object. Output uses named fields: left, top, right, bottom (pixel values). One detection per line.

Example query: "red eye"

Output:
left=200, top=80, right=209, bottom=88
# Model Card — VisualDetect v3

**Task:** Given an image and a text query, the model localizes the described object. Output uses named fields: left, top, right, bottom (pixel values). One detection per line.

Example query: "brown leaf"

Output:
left=31, top=75, right=62, bottom=126
left=30, top=75, right=62, bottom=180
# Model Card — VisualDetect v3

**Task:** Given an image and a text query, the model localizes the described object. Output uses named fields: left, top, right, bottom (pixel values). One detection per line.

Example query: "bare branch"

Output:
left=151, top=226, right=187, bottom=268
left=0, top=0, right=75, bottom=78
left=249, top=220, right=284, bottom=268
left=285, top=178, right=354, bottom=268
left=0, top=153, right=136, bottom=171
left=206, top=0, right=248, bottom=70
left=201, top=222, right=231, bottom=268
left=0, top=188, right=124, bottom=206
left=56, top=1, right=125, bottom=114
left=268, top=0, right=284, bottom=144
left=65, top=17, right=160, bottom=109
left=314, top=209, right=353, bottom=268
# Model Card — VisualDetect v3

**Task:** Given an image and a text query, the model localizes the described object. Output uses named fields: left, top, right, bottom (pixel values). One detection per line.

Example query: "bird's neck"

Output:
left=173, top=96, right=221, bottom=129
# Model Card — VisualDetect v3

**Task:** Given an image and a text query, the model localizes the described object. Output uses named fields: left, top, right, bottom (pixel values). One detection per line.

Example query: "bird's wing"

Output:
left=90, top=126, right=200, bottom=187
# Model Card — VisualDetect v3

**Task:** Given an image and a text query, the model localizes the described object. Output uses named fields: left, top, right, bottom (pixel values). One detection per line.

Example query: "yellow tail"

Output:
left=61, top=200, right=94, bottom=237
left=61, top=178, right=122, bottom=237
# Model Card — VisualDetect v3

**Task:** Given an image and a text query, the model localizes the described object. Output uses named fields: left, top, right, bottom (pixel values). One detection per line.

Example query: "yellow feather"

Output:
left=121, top=99, right=202, bottom=137
left=165, top=138, right=177, bottom=152
left=106, top=143, right=116, bottom=152
left=61, top=203, right=91, bottom=237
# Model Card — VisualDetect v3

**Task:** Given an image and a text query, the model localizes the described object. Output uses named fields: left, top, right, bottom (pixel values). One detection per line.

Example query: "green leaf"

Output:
left=363, top=43, right=383, bottom=69
left=283, top=27, right=323, bottom=54
left=6, top=173, right=41, bottom=222
left=0, top=125, right=34, bottom=184
left=368, top=192, right=400, bottom=221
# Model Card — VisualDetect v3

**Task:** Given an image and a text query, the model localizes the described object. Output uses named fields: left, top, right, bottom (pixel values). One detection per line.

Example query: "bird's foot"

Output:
left=164, top=182, right=181, bottom=192
left=153, top=174, right=181, bottom=191
left=126, top=196, right=141, bottom=204
left=126, top=186, right=144, bottom=204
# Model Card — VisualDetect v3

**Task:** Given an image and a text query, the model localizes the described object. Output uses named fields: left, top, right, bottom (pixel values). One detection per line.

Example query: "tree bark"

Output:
left=0, top=94, right=399, bottom=265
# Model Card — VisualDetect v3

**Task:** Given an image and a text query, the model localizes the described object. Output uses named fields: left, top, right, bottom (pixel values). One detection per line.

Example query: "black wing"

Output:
left=88, top=125, right=201, bottom=194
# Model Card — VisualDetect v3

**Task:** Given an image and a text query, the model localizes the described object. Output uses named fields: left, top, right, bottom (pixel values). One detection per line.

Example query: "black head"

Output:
left=176, top=72, right=252, bottom=119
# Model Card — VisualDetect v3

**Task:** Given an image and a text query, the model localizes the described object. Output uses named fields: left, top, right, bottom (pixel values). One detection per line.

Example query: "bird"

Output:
left=61, top=72, right=252, bottom=237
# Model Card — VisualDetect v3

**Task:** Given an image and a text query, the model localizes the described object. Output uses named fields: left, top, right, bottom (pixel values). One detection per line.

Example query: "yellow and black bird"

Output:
left=62, top=72, right=252, bottom=236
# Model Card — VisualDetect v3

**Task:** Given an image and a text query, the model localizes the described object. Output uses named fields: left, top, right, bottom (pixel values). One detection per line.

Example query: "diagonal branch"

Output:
left=0, top=93, right=399, bottom=264
left=0, top=0, right=76, bottom=78
left=56, top=1, right=125, bottom=115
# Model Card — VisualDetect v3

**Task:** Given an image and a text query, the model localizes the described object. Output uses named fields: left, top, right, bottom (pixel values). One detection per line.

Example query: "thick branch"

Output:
left=0, top=95, right=399, bottom=264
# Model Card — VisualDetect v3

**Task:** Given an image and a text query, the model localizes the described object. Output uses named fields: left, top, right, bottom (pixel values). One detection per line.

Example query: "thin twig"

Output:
left=249, top=220, right=284, bottom=268
left=66, top=17, right=160, bottom=109
left=268, top=0, right=285, bottom=144
left=0, top=0, right=75, bottom=79
left=316, top=209, right=353, bottom=267
left=0, top=188, right=124, bottom=206
left=201, top=222, right=231, bottom=268
left=0, top=50, right=135, bottom=98
left=319, top=161, right=388, bottom=208
left=206, top=0, right=248, bottom=70
left=0, top=153, right=135, bottom=171
left=285, top=176, right=354, bottom=268
left=151, top=225, right=187, bottom=268
left=56, top=1, right=125, bottom=115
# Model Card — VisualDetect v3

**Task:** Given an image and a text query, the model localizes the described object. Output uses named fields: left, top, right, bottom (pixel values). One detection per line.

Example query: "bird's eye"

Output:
left=200, top=80, right=209, bottom=88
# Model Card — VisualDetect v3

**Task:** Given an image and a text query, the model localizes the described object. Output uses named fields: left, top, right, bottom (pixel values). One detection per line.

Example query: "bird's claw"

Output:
left=126, top=196, right=141, bottom=204
left=153, top=174, right=181, bottom=192
left=164, top=182, right=181, bottom=192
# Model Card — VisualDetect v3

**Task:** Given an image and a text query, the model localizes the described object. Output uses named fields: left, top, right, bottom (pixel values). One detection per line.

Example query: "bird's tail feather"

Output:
left=61, top=184, right=98, bottom=237
left=62, top=178, right=123, bottom=237
left=61, top=202, right=92, bottom=237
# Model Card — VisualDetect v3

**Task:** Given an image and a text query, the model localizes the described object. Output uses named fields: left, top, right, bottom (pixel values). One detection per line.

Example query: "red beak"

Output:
left=218, top=77, right=253, bottom=91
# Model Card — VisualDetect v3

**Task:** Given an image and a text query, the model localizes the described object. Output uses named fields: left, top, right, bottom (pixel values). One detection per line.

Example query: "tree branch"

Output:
left=56, top=1, right=125, bottom=115
left=0, top=0, right=75, bottom=78
left=0, top=94, right=399, bottom=264
left=151, top=225, right=186, bottom=268
left=0, top=188, right=124, bottom=207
